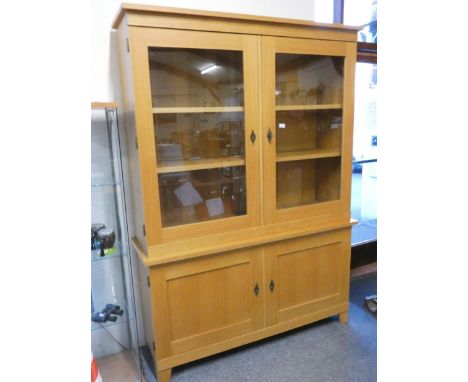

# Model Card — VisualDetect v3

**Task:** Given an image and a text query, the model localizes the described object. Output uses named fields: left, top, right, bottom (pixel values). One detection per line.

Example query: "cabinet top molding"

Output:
left=112, top=3, right=361, bottom=34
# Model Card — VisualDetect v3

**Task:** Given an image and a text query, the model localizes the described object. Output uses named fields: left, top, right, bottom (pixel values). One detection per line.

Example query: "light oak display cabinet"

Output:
left=113, top=4, right=358, bottom=381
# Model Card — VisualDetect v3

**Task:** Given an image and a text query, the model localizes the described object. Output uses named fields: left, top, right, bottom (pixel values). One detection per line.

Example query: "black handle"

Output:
left=269, top=280, right=275, bottom=292
left=250, top=130, right=256, bottom=144
left=267, top=128, right=273, bottom=143
left=254, top=283, right=260, bottom=296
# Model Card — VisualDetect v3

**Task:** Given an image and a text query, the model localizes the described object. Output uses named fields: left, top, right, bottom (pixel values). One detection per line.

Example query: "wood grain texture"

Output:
left=339, top=311, right=349, bottom=324
left=157, top=368, right=172, bottom=382
left=265, top=231, right=346, bottom=325
left=139, top=218, right=354, bottom=266
left=157, top=301, right=349, bottom=370
left=276, top=104, right=342, bottom=111
left=276, top=149, right=341, bottom=162
left=112, top=3, right=361, bottom=32
left=116, top=18, right=155, bottom=358
left=157, top=157, right=245, bottom=174
left=150, top=248, right=263, bottom=357
left=125, top=12, right=357, bottom=42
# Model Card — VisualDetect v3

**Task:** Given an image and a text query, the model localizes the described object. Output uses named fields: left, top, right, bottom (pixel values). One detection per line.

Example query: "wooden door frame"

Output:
left=128, top=27, right=261, bottom=245
left=261, top=35, right=356, bottom=226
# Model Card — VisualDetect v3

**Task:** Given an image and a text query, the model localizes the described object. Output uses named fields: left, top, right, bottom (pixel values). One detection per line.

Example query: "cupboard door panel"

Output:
left=152, top=248, right=263, bottom=356
left=265, top=230, right=350, bottom=326
left=129, top=27, right=261, bottom=244
left=262, top=36, right=356, bottom=225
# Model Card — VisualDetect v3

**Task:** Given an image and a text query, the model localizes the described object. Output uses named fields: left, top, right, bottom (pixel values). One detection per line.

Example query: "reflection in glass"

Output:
left=149, top=48, right=244, bottom=108
left=159, top=166, right=246, bottom=227
left=276, top=54, right=344, bottom=106
left=276, top=158, right=341, bottom=209
left=276, top=109, right=342, bottom=154
left=155, top=112, right=245, bottom=164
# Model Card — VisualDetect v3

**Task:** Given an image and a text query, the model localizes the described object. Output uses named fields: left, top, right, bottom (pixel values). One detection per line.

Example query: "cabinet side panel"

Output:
left=117, top=18, right=154, bottom=355
left=117, top=18, right=147, bottom=252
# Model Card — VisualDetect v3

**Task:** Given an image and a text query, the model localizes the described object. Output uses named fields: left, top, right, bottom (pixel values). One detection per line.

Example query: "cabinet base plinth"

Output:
left=339, top=311, right=349, bottom=324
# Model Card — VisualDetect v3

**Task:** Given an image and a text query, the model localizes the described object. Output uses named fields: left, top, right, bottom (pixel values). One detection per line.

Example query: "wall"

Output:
left=92, top=0, right=321, bottom=103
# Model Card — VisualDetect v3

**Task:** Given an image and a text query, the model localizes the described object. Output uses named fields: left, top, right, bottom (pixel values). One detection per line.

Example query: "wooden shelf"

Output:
left=157, top=156, right=245, bottom=173
left=276, top=104, right=342, bottom=111
left=276, top=148, right=341, bottom=162
left=153, top=106, right=244, bottom=114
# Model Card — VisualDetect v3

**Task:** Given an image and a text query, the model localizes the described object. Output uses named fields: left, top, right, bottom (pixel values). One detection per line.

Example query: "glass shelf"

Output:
left=91, top=180, right=122, bottom=188
left=91, top=249, right=127, bottom=262
left=91, top=175, right=122, bottom=188
left=91, top=316, right=135, bottom=332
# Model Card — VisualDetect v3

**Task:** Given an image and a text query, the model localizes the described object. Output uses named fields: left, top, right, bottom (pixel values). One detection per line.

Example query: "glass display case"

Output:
left=91, top=102, right=142, bottom=380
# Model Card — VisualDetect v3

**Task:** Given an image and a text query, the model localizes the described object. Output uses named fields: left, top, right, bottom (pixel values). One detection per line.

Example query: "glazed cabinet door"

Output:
left=261, top=36, right=356, bottom=225
left=150, top=248, right=264, bottom=358
left=128, top=27, right=261, bottom=244
left=264, top=230, right=350, bottom=326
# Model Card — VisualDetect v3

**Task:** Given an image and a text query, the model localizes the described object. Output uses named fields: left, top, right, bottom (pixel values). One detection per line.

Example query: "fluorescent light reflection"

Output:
left=200, top=65, right=218, bottom=75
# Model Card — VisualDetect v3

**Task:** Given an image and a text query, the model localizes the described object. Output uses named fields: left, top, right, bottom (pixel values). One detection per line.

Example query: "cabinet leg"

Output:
left=157, top=368, right=172, bottom=382
left=339, top=311, right=349, bottom=324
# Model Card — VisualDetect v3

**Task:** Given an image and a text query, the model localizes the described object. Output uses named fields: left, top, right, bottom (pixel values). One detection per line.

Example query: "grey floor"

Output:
left=142, top=273, right=377, bottom=382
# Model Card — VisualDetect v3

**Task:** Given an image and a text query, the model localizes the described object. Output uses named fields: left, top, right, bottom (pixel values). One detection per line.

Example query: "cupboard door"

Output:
left=265, top=230, right=350, bottom=326
left=151, top=248, right=264, bottom=357
left=129, top=27, right=260, bottom=244
left=261, top=36, right=356, bottom=224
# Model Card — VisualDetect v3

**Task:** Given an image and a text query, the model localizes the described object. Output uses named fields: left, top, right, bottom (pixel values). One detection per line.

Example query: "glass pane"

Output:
left=277, top=158, right=341, bottom=209
left=276, top=54, right=344, bottom=106
left=275, top=53, right=344, bottom=210
left=344, top=0, right=377, bottom=43
left=155, top=112, right=244, bottom=165
left=159, top=166, right=246, bottom=227
left=149, top=48, right=243, bottom=108
left=149, top=47, right=248, bottom=228
left=351, top=62, right=377, bottom=244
